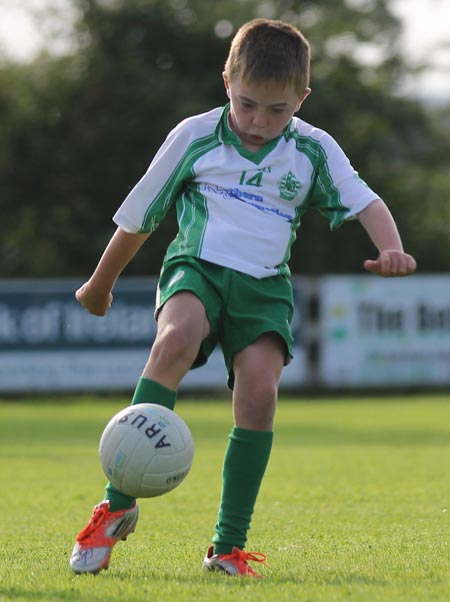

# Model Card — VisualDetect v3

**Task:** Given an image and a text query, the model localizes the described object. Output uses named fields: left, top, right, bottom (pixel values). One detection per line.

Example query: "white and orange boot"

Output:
left=203, top=546, right=267, bottom=577
left=69, top=501, right=139, bottom=574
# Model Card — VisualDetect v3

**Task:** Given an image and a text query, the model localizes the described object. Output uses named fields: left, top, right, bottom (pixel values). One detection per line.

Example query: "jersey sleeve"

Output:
left=307, top=131, right=380, bottom=230
left=113, top=121, right=193, bottom=234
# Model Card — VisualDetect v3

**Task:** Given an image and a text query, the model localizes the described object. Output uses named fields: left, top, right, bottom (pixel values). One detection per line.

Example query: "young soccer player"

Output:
left=69, top=18, right=416, bottom=577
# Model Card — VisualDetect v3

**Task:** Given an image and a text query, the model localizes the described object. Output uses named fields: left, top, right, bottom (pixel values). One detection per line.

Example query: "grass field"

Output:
left=1, top=394, right=450, bottom=601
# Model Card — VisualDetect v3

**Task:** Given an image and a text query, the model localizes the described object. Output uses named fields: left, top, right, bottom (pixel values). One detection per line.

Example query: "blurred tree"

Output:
left=0, top=0, right=449, bottom=277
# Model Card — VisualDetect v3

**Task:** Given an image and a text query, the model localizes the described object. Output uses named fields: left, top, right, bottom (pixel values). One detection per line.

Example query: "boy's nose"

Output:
left=251, top=110, right=267, bottom=128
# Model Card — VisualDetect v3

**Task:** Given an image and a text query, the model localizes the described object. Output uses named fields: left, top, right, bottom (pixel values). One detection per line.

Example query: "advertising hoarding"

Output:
left=319, top=275, right=450, bottom=386
left=0, top=277, right=308, bottom=392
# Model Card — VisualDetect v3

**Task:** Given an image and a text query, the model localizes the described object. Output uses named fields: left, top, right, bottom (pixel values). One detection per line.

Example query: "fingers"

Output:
left=75, top=283, right=113, bottom=316
left=75, top=284, right=87, bottom=304
left=364, top=251, right=417, bottom=277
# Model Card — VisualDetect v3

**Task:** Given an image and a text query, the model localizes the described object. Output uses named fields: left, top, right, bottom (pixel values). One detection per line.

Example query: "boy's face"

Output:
left=223, top=73, right=310, bottom=151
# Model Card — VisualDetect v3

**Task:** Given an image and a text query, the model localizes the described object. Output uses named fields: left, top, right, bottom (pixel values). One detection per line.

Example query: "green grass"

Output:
left=1, top=394, right=450, bottom=601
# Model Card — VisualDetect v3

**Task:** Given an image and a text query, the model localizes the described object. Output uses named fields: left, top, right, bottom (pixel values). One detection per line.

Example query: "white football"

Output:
left=99, top=403, right=194, bottom=498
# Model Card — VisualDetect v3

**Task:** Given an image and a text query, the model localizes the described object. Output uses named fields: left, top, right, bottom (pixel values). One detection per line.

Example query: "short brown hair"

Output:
left=224, top=18, right=310, bottom=95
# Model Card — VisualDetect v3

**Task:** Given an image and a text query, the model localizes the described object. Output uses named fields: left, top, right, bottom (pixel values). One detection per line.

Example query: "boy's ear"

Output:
left=295, top=87, right=311, bottom=111
left=223, top=72, right=231, bottom=97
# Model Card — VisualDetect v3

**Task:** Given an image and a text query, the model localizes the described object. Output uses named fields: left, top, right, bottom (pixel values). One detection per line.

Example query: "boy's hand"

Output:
left=364, top=250, right=417, bottom=277
left=75, top=281, right=113, bottom=316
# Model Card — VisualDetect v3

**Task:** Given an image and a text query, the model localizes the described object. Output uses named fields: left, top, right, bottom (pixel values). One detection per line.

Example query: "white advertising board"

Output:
left=319, top=275, right=450, bottom=386
left=0, top=277, right=308, bottom=393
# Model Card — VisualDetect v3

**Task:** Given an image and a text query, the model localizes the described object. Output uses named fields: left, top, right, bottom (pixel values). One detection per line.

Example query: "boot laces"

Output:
left=225, top=547, right=267, bottom=566
left=77, top=503, right=109, bottom=543
left=238, top=550, right=267, bottom=565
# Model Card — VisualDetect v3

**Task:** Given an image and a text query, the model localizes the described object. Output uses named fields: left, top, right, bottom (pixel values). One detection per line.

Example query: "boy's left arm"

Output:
left=357, top=199, right=417, bottom=277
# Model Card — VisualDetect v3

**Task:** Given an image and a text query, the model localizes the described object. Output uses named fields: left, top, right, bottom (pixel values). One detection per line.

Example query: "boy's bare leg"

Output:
left=232, top=332, right=285, bottom=431
left=142, top=291, right=211, bottom=390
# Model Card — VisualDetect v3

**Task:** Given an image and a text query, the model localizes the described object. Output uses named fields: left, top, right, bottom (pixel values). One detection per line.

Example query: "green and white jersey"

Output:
left=113, top=104, right=379, bottom=278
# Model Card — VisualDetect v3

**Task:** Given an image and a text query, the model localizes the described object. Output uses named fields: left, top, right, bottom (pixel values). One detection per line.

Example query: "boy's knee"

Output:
left=233, top=379, right=278, bottom=430
left=250, top=379, right=278, bottom=408
left=153, top=323, right=194, bottom=361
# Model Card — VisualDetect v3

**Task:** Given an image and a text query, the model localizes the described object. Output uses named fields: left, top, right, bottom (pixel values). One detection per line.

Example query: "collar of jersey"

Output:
left=217, top=103, right=291, bottom=165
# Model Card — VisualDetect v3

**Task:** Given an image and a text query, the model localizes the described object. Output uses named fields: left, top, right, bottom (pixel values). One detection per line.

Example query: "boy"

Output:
left=69, top=18, right=416, bottom=577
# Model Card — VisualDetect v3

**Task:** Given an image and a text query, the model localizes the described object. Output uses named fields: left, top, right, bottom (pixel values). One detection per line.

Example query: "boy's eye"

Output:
left=239, top=101, right=285, bottom=114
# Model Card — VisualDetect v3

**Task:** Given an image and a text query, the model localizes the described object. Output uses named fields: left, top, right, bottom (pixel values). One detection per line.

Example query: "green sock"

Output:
left=105, top=377, right=178, bottom=511
left=212, top=426, right=273, bottom=554
left=131, top=377, right=177, bottom=410
left=104, top=482, right=136, bottom=512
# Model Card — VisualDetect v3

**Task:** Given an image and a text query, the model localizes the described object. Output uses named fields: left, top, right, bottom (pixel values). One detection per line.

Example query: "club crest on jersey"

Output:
left=277, top=171, right=302, bottom=201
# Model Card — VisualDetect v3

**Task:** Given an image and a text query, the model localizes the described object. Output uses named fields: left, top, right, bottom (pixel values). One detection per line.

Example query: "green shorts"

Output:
left=156, top=256, right=294, bottom=388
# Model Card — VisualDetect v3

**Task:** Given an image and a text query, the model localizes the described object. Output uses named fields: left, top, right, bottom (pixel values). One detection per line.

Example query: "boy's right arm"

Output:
left=76, top=227, right=150, bottom=316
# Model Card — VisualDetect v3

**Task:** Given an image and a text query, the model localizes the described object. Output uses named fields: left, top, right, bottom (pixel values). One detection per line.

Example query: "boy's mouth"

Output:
left=245, top=133, right=266, bottom=144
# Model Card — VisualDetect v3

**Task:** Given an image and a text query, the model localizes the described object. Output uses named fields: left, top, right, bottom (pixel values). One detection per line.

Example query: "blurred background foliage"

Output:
left=1, top=0, right=449, bottom=277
